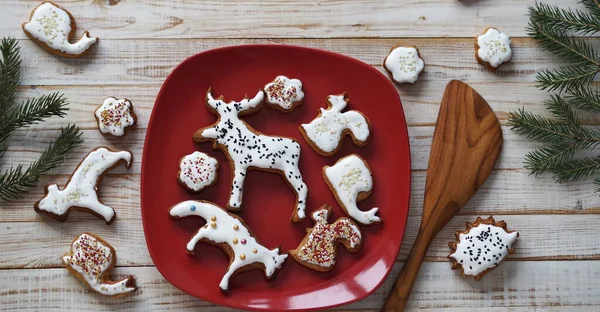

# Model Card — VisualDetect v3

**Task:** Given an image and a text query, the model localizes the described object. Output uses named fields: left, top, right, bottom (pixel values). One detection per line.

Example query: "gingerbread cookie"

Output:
left=299, top=94, right=371, bottom=156
left=177, top=151, right=219, bottom=192
left=34, top=147, right=132, bottom=224
left=63, top=233, right=136, bottom=297
left=193, top=89, right=308, bottom=222
left=475, top=28, right=512, bottom=70
left=22, top=2, right=98, bottom=58
left=290, top=205, right=362, bottom=272
left=263, top=75, right=305, bottom=112
left=384, top=45, right=425, bottom=84
left=94, top=97, right=136, bottom=137
left=449, top=216, right=518, bottom=280
left=170, top=200, right=288, bottom=292
left=323, top=154, right=380, bottom=225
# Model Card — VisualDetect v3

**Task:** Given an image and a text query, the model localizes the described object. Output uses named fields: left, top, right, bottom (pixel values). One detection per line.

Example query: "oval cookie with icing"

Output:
left=177, top=151, right=219, bottom=192
left=384, top=45, right=425, bottom=84
left=94, top=97, right=137, bottom=137
left=22, top=2, right=98, bottom=58
left=475, top=28, right=512, bottom=70
left=263, top=75, right=305, bottom=112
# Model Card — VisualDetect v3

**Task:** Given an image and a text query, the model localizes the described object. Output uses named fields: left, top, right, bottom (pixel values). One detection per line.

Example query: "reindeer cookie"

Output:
left=290, top=205, right=362, bottom=272
left=170, top=200, right=288, bottom=292
left=323, top=154, right=381, bottom=225
left=193, top=88, right=308, bottom=222
left=63, top=233, right=136, bottom=297
left=263, top=75, right=304, bottom=112
left=177, top=151, right=219, bottom=192
left=34, top=147, right=132, bottom=224
left=94, top=97, right=136, bottom=137
left=22, top=2, right=98, bottom=57
left=300, top=94, right=371, bottom=156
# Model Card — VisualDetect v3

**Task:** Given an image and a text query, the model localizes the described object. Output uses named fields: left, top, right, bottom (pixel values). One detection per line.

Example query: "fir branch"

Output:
left=0, top=125, right=83, bottom=201
left=0, top=92, right=69, bottom=144
left=536, top=65, right=597, bottom=93
left=565, top=86, right=600, bottom=112
left=0, top=37, right=21, bottom=112
left=545, top=94, right=580, bottom=126
left=581, top=0, right=600, bottom=19
left=524, top=143, right=579, bottom=175
left=530, top=1, right=600, bottom=35
left=552, top=156, right=600, bottom=182
left=527, top=20, right=600, bottom=67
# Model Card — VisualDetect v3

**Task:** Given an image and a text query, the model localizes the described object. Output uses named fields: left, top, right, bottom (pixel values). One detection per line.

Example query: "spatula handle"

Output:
left=382, top=227, right=435, bottom=312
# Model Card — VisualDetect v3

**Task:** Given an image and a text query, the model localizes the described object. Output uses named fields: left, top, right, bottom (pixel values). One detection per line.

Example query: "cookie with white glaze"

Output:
left=22, top=2, right=98, bottom=58
left=169, top=200, right=288, bottom=293
left=299, top=94, right=371, bottom=156
left=263, top=75, right=305, bottom=112
left=323, top=154, right=381, bottom=225
left=177, top=151, right=219, bottom=192
left=63, top=233, right=136, bottom=297
left=34, top=147, right=133, bottom=224
left=384, top=45, right=425, bottom=84
left=290, top=205, right=362, bottom=272
left=193, top=88, right=308, bottom=222
left=94, top=97, right=137, bottom=137
left=475, top=28, right=512, bottom=70
left=449, top=216, right=518, bottom=280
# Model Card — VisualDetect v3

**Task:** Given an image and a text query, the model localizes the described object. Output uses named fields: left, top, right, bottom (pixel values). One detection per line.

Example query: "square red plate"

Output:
left=141, top=44, right=411, bottom=311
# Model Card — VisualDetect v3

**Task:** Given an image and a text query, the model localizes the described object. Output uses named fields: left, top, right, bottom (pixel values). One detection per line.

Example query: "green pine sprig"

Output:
left=0, top=37, right=84, bottom=201
left=509, top=1, right=600, bottom=191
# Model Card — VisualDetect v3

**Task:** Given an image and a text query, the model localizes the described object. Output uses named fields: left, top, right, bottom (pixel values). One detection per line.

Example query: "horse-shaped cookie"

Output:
left=34, top=147, right=132, bottom=224
left=290, top=205, right=362, bottom=272
left=193, top=88, right=308, bottom=222
left=170, top=200, right=288, bottom=292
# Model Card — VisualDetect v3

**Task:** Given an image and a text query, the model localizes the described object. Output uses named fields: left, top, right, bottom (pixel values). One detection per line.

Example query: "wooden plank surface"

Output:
left=2, top=0, right=599, bottom=310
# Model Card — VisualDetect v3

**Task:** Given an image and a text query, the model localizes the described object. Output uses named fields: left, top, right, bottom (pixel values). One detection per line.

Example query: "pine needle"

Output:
left=565, top=86, right=600, bottom=112
left=581, top=0, right=600, bottom=19
left=552, top=156, right=600, bottom=182
left=530, top=1, right=600, bottom=35
left=0, top=37, right=21, bottom=112
left=525, top=143, right=579, bottom=175
left=0, top=125, right=83, bottom=201
left=544, top=94, right=580, bottom=126
left=535, top=65, right=598, bottom=93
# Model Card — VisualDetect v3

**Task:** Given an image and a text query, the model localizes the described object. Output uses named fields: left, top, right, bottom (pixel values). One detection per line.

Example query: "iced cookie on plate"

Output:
left=22, top=2, right=98, bottom=57
left=384, top=45, right=425, bottom=84
left=290, top=205, right=362, bottom=272
left=475, top=28, right=512, bottom=70
left=263, top=75, right=305, bottom=112
left=63, top=233, right=136, bottom=297
left=300, top=94, right=371, bottom=156
left=449, top=216, right=518, bottom=280
left=94, top=97, right=136, bottom=137
left=177, top=151, right=219, bottom=192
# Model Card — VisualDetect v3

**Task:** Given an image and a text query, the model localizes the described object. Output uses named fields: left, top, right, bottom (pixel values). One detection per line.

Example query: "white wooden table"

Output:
left=1, top=0, right=599, bottom=311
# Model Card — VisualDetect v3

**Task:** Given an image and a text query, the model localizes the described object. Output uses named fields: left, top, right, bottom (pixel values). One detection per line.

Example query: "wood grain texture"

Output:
left=0, top=0, right=580, bottom=39
left=1, top=261, right=599, bottom=311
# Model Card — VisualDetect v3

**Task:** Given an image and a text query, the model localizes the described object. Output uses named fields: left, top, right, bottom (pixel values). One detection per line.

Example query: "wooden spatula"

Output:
left=382, top=80, right=503, bottom=311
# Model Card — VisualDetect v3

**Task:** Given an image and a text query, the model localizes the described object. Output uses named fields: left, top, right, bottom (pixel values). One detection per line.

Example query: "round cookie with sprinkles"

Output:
left=177, top=151, right=219, bottom=192
left=263, top=75, right=305, bottom=112
left=62, top=233, right=136, bottom=297
left=290, top=205, right=362, bottom=272
left=94, top=97, right=137, bottom=137
left=475, top=27, right=512, bottom=70
left=449, top=216, right=518, bottom=280
left=384, top=45, right=425, bottom=84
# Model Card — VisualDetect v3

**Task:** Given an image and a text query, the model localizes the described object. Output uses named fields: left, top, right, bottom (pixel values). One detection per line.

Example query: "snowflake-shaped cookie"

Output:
left=384, top=46, right=425, bottom=84
left=476, top=28, right=512, bottom=70
left=177, top=151, right=219, bottom=192
left=94, top=97, right=136, bottom=136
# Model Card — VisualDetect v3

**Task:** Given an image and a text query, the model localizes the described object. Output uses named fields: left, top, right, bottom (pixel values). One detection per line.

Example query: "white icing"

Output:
left=23, top=2, right=98, bottom=56
left=196, top=90, right=308, bottom=220
left=170, top=200, right=288, bottom=291
left=178, top=151, right=218, bottom=192
left=62, top=233, right=135, bottom=296
left=36, top=148, right=132, bottom=223
left=263, top=75, right=304, bottom=111
left=324, top=154, right=380, bottom=225
left=301, top=94, right=370, bottom=154
left=94, top=98, right=136, bottom=136
left=384, top=46, right=424, bottom=84
left=450, top=223, right=518, bottom=276
left=477, top=28, right=512, bottom=68
left=293, top=208, right=361, bottom=269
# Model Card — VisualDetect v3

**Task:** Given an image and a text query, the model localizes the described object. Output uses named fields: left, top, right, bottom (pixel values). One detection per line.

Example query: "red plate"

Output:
left=141, top=45, right=411, bottom=311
